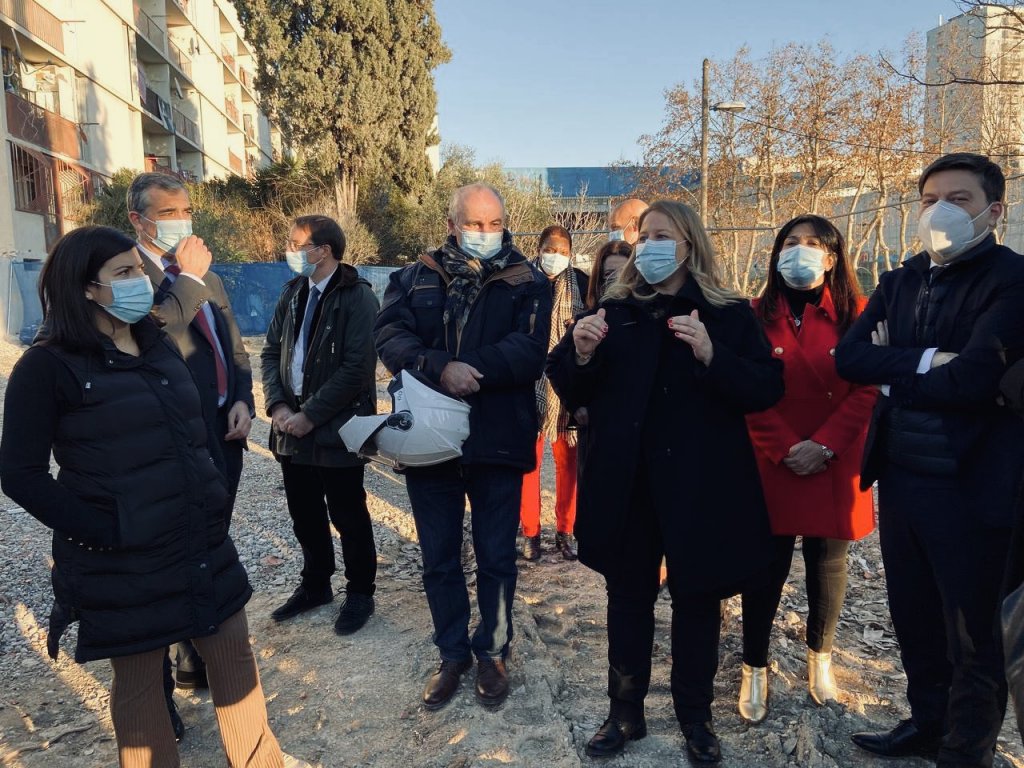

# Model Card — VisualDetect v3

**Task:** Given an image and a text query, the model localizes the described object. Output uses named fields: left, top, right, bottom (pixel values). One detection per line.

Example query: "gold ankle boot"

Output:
left=738, top=663, right=768, bottom=723
left=807, top=649, right=837, bottom=705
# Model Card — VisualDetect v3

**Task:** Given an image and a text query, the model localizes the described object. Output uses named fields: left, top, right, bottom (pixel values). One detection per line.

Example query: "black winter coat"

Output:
left=836, top=237, right=1024, bottom=527
left=545, top=280, right=784, bottom=593
left=261, top=263, right=379, bottom=467
left=0, top=319, right=251, bottom=662
left=374, top=238, right=553, bottom=470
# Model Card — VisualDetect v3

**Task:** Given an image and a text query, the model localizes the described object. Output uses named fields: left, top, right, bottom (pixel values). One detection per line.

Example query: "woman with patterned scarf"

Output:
left=520, top=225, right=589, bottom=562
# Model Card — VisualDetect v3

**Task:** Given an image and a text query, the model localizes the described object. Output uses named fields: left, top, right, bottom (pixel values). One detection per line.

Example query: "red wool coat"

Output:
left=746, top=289, right=877, bottom=540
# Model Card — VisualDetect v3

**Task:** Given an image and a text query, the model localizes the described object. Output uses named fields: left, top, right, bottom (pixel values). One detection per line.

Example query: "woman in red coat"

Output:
left=738, top=214, right=877, bottom=724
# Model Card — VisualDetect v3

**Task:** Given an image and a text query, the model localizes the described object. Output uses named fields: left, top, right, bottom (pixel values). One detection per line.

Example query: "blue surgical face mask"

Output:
left=91, top=276, right=155, bottom=324
left=634, top=239, right=683, bottom=285
left=777, top=244, right=827, bottom=289
left=608, top=230, right=625, bottom=243
left=459, top=230, right=504, bottom=260
left=143, top=216, right=192, bottom=251
left=285, top=246, right=326, bottom=278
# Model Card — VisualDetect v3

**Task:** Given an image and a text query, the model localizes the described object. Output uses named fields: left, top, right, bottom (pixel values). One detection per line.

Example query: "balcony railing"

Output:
left=172, top=107, right=200, bottom=145
left=140, top=86, right=173, bottom=132
left=224, top=99, right=240, bottom=126
left=145, top=155, right=173, bottom=174
left=228, top=150, right=243, bottom=175
left=0, top=0, right=64, bottom=54
left=168, top=40, right=192, bottom=79
left=239, top=67, right=254, bottom=90
left=5, top=90, right=80, bottom=160
left=220, top=45, right=237, bottom=73
left=133, top=4, right=166, bottom=52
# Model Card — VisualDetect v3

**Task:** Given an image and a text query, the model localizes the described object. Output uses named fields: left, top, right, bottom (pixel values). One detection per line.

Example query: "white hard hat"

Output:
left=340, top=370, right=471, bottom=469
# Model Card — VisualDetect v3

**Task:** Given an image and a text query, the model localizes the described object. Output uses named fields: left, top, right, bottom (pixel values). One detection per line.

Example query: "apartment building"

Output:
left=925, top=7, right=1024, bottom=164
left=925, top=7, right=1024, bottom=250
left=0, top=0, right=281, bottom=261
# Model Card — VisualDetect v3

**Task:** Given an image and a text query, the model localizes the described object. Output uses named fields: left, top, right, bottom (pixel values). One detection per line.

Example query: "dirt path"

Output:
left=0, top=336, right=1021, bottom=767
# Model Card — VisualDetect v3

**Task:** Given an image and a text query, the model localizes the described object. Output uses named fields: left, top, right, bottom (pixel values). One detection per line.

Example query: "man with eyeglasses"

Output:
left=261, top=215, right=380, bottom=637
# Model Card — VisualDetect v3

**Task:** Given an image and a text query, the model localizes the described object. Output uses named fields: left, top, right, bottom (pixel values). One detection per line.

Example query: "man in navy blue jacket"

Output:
left=837, top=153, right=1024, bottom=768
left=375, top=183, right=552, bottom=711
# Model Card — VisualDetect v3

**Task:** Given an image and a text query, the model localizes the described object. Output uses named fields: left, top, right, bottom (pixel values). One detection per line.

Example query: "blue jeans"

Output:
left=405, top=462, right=522, bottom=661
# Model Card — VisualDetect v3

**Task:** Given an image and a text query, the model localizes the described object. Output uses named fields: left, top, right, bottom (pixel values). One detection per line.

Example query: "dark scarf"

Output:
left=440, top=232, right=514, bottom=330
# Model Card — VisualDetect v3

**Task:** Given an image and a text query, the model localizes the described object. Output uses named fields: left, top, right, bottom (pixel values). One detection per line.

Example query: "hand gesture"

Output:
left=224, top=401, right=252, bottom=440
left=871, top=320, right=889, bottom=347
left=270, top=404, right=295, bottom=433
left=782, top=440, right=828, bottom=476
left=282, top=411, right=315, bottom=439
left=930, top=351, right=959, bottom=369
left=441, top=361, right=483, bottom=397
left=669, top=310, right=714, bottom=366
left=173, top=235, right=212, bottom=278
left=572, top=308, right=608, bottom=358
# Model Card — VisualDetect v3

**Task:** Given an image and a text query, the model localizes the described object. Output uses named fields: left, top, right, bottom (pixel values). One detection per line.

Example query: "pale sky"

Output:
left=433, top=0, right=963, bottom=167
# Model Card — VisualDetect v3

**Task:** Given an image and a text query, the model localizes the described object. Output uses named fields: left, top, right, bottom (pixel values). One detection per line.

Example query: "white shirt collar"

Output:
left=137, top=241, right=167, bottom=269
left=309, top=264, right=339, bottom=294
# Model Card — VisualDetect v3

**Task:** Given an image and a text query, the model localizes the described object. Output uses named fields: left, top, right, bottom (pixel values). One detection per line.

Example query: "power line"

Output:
left=724, top=111, right=1024, bottom=160
left=726, top=112, right=940, bottom=156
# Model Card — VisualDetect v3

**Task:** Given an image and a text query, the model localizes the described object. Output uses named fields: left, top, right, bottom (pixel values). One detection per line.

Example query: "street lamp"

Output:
left=699, top=58, right=746, bottom=226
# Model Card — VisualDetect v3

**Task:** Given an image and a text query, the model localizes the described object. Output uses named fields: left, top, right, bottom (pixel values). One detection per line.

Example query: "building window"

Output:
left=9, top=141, right=55, bottom=217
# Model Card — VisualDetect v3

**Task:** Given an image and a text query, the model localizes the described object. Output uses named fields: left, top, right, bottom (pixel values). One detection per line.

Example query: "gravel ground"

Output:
left=0, top=335, right=1021, bottom=767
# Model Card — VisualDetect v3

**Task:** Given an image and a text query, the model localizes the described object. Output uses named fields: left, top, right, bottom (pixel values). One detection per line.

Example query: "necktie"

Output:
left=300, top=285, right=321, bottom=355
left=165, top=264, right=228, bottom=400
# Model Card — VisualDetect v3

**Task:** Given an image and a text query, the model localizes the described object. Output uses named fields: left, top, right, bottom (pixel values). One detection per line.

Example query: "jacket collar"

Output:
left=904, top=233, right=997, bottom=274
left=606, top=275, right=720, bottom=317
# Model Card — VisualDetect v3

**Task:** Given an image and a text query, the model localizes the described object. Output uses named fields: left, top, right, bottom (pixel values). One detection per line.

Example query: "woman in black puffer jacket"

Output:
left=0, top=227, right=302, bottom=768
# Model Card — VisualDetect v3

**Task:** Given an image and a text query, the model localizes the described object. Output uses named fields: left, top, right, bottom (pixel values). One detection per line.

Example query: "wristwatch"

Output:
left=820, top=443, right=835, bottom=462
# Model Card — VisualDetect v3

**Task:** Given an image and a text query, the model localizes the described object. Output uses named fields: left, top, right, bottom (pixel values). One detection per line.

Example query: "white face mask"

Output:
left=539, top=251, right=570, bottom=276
left=608, top=230, right=625, bottom=243
left=459, top=229, right=503, bottom=260
left=917, top=200, right=993, bottom=264
left=777, top=245, right=827, bottom=289
left=143, top=216, right=193, bottom=252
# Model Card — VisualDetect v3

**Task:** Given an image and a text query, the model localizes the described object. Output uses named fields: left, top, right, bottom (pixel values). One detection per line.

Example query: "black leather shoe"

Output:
left=167, top=698, right=185, bottom=742
left=681, top=721, right=721, bottom=764
left=851, top=718, right=942, bottom=759
left=475, top=658, right=509, bottom=707
left=174, top=663, right=207, bottom=690
left=173, top=641, right=208, bottom=690
left=522, top=535, right=541, bottom=561
left=423, top=658, right=472, bottom=710
left=334, top=593, right=374, bottom=635
left=271, top=585, right=333, bottom=622
left=555, top=532, right=578, bottom=561
left=585, top=717, right=648, bottom=757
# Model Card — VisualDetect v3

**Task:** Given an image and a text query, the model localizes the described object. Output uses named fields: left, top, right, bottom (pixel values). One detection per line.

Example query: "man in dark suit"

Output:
left=837, top=153, right=1024, bottom=768
left=126, top=172, right=255, bottom=738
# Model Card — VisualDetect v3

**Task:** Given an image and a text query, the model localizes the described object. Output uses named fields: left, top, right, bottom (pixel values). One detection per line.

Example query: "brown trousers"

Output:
left=109, top=609, right=283, bottom=768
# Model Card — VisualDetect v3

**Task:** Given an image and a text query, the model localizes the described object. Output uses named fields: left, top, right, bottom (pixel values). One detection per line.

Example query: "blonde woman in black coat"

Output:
left=547, top=201, right=782, bottom=764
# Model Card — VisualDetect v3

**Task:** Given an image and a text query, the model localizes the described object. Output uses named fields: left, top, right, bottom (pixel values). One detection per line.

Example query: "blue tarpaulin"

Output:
left=210, top=263, right=400, bottom=337
left=9, top=260, right=44, bottom=345
left=8, top=261, right=402, bottom=344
